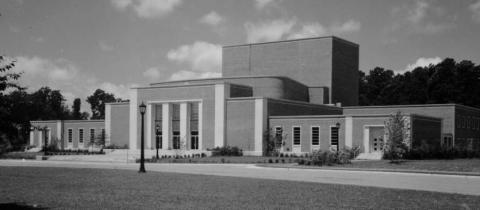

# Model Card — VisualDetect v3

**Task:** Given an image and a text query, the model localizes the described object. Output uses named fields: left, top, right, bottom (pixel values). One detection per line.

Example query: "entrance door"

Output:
left=369, top=127, right=384, bottom=152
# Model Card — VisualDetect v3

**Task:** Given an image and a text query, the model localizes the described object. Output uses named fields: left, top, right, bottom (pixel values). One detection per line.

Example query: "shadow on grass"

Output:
left=0, top=203, right=48, bottom=209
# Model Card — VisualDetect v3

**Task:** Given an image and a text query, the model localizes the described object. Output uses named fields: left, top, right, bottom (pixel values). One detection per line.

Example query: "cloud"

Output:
left=390, top=1, right=453, bottom=34
left=199, top=11, right=225, bottom=26
left=246, top=18, right=361, bottom=42
left=245, top=19, right=296, bottom=43
left=98, top=41, right=114, bottom=52
left=169, top=70, right=221, bottom=81
left=167, top=41, right=222, bottom=73
left=254, top=0, right=281, bottom=10
left=111, top=0, right=182, bottom=19
left=470, top=1, right=480, bottom=23
left=142, top=67, right=162, bottom=81
left=330, top=20, right=361, bottom=34
left=14, top=56, right=133, bottom=112
left=403, top=57, right=442, bottom=72
left=111, top=0, right=132, bottom=10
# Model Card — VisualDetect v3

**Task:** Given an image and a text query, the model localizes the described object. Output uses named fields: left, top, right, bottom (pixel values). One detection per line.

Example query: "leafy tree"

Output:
left=86, top=89, right=117, bottom=119
left=383, top=111, right=408, bottom=163
left=72, top=98, right=81, bottom=119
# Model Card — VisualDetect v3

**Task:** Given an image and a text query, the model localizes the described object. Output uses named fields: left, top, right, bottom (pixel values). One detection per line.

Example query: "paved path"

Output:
left=1, top=159, right=480, bottom=196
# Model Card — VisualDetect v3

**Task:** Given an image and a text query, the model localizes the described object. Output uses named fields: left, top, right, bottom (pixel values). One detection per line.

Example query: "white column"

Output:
left=162, top=103, right=171, bottom=150
left=214, top=84, right=229, bottom=147
left=146, top=103, right=152, bottom=149
left=129, top=89, right=138, bottom=150
left=254, top=98, right=266, bottom=156
left=198, top=102, right=203, bottom=150
left=29, top=130, right=34, bottom=146
left=38, top=131, right=43, bottom=147
left=345, top=117, right=353, bottom=149
left=180, top=102, right=190, bottom=150
left=105, top=104, right=112, bottom=146
left=363, top=127, right=370, bottom=153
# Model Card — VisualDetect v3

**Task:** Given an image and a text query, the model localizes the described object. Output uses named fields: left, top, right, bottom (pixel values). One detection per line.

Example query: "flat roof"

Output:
left=344, top=103, right=480, bottom=112
left=223, top=36, right=359, bottom=48
left=149, top=75, right=303, bottom=87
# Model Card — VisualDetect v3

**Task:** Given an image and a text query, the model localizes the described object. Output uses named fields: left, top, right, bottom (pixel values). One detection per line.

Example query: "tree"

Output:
left=86, top=89, right=117, bottom=119
left=383, top=111, right=408, bottom=163
left=72, top=98, right=81, bottom=120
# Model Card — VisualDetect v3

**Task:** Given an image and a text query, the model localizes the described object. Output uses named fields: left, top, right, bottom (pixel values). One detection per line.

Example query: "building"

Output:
left=29, top=36, right=480, bottom=157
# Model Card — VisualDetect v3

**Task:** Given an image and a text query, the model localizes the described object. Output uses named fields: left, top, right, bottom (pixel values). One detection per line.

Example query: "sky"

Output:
left=1, top=0, right=480, bottom=112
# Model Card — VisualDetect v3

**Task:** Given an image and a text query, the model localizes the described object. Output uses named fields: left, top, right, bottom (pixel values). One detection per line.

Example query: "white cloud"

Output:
left=403, top=57, right=442, bottom=72
left=169, top=70, right=221, bottom=81
left=111, top=0, right=132, bottom=10
left=287, top=23, right=326, bottom=39
left=245, top=19, right=296, bottom=43
left=330, top=20, right=361, bottom=34
left=98, top=41, right=114, bottom=52
left=255, top=0, right=281, bottom=10
left=200, top=11, right=225, bottom=26
left=470, top=1, right=480, bottom=23
left=14, top=56, right=133, bottom=112
left=142, top=67, right=162, bottom=81
left=111, top=0, right=182, bottom=19
left=390, top=1, right=453, bottom=34
left=167, top=41, right=222, bottom=73
left=246, top=18, right=361, bottom=42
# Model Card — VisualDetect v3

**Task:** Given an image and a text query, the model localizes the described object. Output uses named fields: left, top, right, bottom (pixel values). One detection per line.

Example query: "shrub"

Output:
left=268, top=159, right=273, bottom=163
left=211, top=146, right=243, bottom=156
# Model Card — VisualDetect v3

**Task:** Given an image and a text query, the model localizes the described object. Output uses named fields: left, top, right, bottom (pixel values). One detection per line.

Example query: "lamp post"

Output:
left=139, top=102, right=147, bottom=173
left=335, top=122, right=341, bottom=152
left=155, top=124, right=160, bottom=159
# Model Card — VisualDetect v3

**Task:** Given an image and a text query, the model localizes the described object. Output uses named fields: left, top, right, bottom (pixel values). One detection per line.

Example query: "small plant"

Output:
left=268, top=159, right=273, bottom=163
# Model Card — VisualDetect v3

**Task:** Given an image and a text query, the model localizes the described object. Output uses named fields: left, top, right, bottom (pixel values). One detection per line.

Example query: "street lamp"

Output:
left=335, top=122, right=341, bottom=152
left=139, top=102, right=147, bottom=173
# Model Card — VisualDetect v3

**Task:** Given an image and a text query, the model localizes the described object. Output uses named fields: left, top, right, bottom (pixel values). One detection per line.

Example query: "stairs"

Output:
left=355, top=152, right=383, bottom=160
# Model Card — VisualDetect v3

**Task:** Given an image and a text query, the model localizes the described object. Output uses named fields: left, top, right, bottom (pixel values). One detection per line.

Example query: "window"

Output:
left=101, top=129, right=105, bottom=141
left=68, top=129, right=73, bottom=143
left=311, top=126, right=320, bottom=146
left=79, top=129, right=84, bottom=144
left=172, top=131, right=180, bottom=149
left=293, top=127, right=301, bottom=145
left=330, top=126, right=339, bottom=146
left=191, top=131, right=199, bottom=150
left=90, top=129, right=95, bottom=143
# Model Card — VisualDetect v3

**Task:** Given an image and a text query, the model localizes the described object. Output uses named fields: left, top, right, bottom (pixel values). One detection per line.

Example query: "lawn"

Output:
left=335, top=159, right=480, bottom=173
left=0, top=167, right=479, bottom=209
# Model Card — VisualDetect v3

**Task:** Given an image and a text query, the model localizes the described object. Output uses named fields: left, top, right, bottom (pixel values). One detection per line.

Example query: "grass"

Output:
left=335, top=159, right=480, bottom=173
left=1, top=167, right=479, bottom=209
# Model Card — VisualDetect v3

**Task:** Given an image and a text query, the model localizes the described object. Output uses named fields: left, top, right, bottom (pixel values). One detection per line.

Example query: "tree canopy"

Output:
left=359, top=58, right=480, bottom=109
left=86, top=89, right=118, bottom=119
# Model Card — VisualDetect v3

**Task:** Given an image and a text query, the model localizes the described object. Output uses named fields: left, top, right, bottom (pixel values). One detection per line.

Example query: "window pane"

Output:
left=293, top=127, right=301, bottom=145
left=331, top=127, right=339, bottom=146
left=312, top=127, right=319, bottom=145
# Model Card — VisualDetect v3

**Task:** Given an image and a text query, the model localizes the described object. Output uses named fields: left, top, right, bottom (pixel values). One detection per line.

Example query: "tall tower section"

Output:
left=222, top=36, right=359, bottom=106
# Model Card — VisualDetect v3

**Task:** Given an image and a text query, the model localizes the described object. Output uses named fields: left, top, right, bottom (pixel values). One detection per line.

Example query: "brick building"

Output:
left=29, top=36, right=480, bottom=157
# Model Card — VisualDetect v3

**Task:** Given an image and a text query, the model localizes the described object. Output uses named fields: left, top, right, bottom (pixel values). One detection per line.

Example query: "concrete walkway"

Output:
left=1, top=159, right=480, bottom=196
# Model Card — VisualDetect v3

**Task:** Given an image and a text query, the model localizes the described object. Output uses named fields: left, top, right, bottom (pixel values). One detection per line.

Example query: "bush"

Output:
left=305, top=149, right=353, bottom=166
left=211, top=146, right=243, bottom=156
left=104, top=144, right=128, bottom=149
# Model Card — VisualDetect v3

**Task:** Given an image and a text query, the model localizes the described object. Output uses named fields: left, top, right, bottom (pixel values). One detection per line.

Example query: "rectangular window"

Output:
left=79, top=129, right=84, bottom=144
left=101, top=129, right=105, bottom=141
left=330, top=126, right=339, bottom=146
left=90, top=129, right=95, bottom=143
left=68, top=129, right=73, bottom=143
left=293, top=126, right=301, bottom=145
left=155, top=121, right=162, bottom=149
left=311, top=126, right=320, bottom=146
left=172, top=131, right=180, bottom=149
left=191, top=131, right=199, bottom=150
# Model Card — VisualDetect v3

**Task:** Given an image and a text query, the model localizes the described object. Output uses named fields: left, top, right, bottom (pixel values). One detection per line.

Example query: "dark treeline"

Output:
left=359, top=58, right=480, bottom=109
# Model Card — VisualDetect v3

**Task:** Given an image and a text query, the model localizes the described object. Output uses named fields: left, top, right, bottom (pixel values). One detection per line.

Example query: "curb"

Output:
left=256, top=164, right=480, bottom=177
